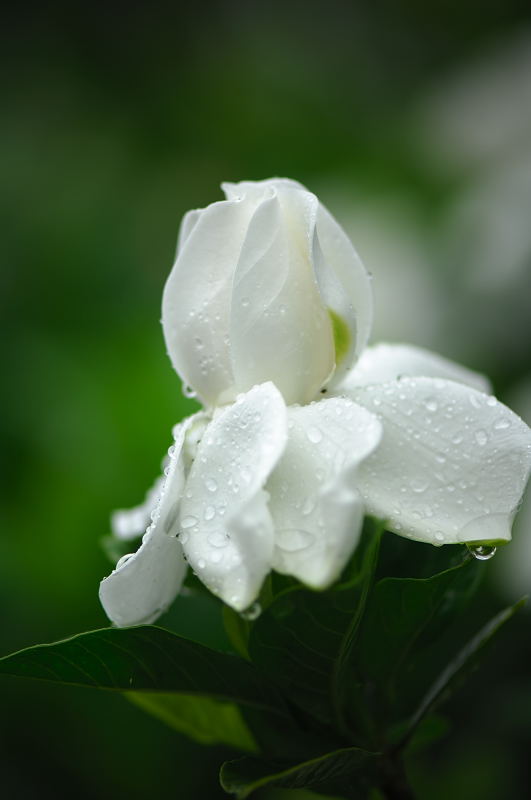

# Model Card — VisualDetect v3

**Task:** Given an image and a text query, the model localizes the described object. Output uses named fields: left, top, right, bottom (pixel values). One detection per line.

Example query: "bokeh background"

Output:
left=2, top=2, right=531, bottom=798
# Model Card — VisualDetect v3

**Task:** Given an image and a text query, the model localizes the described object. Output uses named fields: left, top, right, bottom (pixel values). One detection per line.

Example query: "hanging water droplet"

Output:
left=468, top=543, right=497, bottom=561
left=182, top=383, right=197, bottom=400
left=181, top=515, right=198, bottom=529
left=434, top=532, right=445, bottom=543
left=475, top=429, right=488, bottom=446
left=306, top=426, right=322, bottom=444
left=241, top=601, right=262, bottom=621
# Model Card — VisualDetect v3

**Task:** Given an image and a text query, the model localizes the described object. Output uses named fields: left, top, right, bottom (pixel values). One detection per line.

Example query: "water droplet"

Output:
left=241, top=297, right=250, bottom=307
left=475, top=429, right=488, bottom=446
left=276, top=528, right=315, bottom=553
left=469, top=394, right=482, bottom=409
left=197, top=558, right=206, bottom=569
left=167, top=444, right=176, bottom=458
left=424, top=398, right=438, bottom=413
left=307, top=426, right=322, bottom=444
left=179, top=531, right=189, bottom=545
left=182, top=383, right=197, bottom=399
left=181, top=515, right=198, bottom=529
left=410, top=478, right=429, bottom=493
left=116, top=553, right=134, bottom=569
left=494, top=418, right=510, bottom=430
left=452, top=433, right=464, bottom=444
left=241, top=602, right=262, bottom=621
left=468, top=544, right=497, bottom=561
left=486, top=396, right=497, bottom=407
left=302, top=496, right=316, bottom=516
left=208, top=531, right=228, bottom=548
left=205, top=477, right=218, bottom=492
left=204, top=505, right=216, bottom=521
left=434, top=532, right=445, bottom=543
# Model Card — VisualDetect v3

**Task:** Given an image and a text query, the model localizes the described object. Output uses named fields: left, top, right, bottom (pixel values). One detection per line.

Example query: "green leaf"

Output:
left=220, top=746, right=382, bottom=799
left=223, top=605, right=252, bottom=660
left=356, top=557, right=481, bottom=723
left=400, top=597, right=526, bottom=748
left=248, top=517, right=383, bottom=729
left=0, top=625, right=287, bottom=718
left=127, top=692, right=258, bottom=752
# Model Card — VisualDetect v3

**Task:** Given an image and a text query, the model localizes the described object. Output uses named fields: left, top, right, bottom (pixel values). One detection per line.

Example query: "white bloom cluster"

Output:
left=100, top=179, right=531, bottom=626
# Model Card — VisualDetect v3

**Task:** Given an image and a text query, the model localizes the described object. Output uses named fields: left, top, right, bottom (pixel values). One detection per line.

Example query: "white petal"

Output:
left=179, top=383, right=288, bottom=610
left=229, top=189, right=334, bottom=405
left=267, top=398, right=382, bottom=588
left=315, top=202, right=373, bottom=384
left=111, top=475, right=165, bottom=541
left=339, top=343, right=491, bottom=394
left=176, top=208, right=202, bottom=254
left=162, top=198, right=259, bottom=407
left=99, top=415, right=206, bottom=626
left=354, top=378, right=531, bottom=545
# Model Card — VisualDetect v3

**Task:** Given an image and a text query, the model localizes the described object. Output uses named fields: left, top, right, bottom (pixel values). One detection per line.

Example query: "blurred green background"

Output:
left=2, top=2, right=531, bottom=798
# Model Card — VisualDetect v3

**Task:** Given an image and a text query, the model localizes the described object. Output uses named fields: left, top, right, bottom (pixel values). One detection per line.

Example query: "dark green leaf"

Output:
left=249, top=517, right=383, bottom=729
left=220, top=746, right=382, bottom=799
left=400, top=597, right=526, bottom=748
left=356, top=557, right=481, bottom=723
left=127, top=692, right=258, bottom=751
left=0, top=625, right=287, bottom=718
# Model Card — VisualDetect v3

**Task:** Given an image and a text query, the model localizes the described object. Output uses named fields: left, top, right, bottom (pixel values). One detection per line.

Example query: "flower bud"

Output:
left=162, top=178, right=372, bottom=406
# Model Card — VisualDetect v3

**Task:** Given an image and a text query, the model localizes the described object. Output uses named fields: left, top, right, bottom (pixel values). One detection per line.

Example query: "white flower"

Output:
left=100, top=179, right=531, bottom=627
left=161, top=178, right=371, bottom=407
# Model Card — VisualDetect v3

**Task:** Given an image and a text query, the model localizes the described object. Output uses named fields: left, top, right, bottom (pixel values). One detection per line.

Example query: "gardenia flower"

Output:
left=100, top=178, right=531, bottom=627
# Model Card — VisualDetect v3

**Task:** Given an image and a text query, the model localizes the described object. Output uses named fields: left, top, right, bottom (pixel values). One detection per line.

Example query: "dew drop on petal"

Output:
left=208, top=531, right=229, bottom=548
left=276, top=528, right=315, bottom=553
left=410, top=478, right=429, bottom=493
left=181, top=515, right=198, bottom=529
left=475, top=429, right=488, bottom=446
left=205, top=477, right=218, bottom=492
left=494, top=418, right=510, bottom=430
left=116, top=553, right=134, bottom=569
left=306, top=426, right=323, bottom=444
left=204, top=505, right=216, bottom=521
